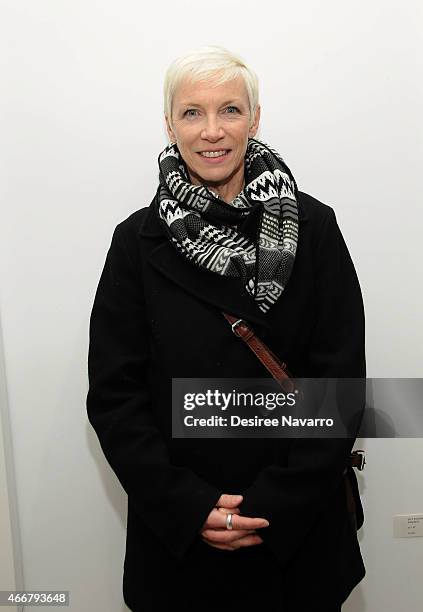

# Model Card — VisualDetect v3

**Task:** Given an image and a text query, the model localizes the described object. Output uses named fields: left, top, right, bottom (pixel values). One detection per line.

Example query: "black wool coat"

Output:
left=86, top=189, right=366, bottom=612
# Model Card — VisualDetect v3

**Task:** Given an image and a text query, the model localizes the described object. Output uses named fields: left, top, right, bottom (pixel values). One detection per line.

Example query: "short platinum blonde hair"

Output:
left=163, top=45, right=259, bottom=129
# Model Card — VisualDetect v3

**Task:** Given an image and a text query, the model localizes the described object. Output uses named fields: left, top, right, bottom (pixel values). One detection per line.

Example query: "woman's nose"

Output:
left=201, top=115, right=225, bottom=140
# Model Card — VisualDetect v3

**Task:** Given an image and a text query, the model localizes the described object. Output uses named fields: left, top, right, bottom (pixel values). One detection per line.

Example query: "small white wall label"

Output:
left=393, top=514, right=423, bottom=538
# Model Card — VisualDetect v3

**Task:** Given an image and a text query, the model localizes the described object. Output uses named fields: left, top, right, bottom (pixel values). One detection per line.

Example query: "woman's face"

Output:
left=165, top=74, right=260, bottom=191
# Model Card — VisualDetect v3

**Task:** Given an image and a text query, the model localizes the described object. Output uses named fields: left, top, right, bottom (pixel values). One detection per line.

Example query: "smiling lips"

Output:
left=198, top=149, right=231, bottom=159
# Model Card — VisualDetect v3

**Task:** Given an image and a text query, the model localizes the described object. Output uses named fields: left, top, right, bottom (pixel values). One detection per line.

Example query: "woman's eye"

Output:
left=183, top=106, right=239, bottom=118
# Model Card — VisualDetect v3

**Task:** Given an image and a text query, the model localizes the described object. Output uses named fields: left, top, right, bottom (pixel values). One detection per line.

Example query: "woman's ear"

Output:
left=248, top=104, right=261, bottom=138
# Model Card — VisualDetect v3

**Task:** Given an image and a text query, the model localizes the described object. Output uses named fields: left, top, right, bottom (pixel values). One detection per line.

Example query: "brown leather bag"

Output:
left=222, top=311, right=365, bottom=529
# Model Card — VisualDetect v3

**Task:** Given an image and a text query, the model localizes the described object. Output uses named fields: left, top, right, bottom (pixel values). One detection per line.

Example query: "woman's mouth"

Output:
left=197, top=149, right=231, bottom=163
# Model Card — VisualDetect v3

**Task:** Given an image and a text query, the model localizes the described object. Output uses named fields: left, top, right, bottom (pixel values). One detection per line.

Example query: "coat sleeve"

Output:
left=238, top=207, right=366, bottom=568
left=86, top=221, right=222, bottom=562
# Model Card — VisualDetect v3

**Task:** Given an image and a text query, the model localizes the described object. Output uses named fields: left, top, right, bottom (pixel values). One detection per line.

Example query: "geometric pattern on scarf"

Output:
left=156, top=137, right=299, bottom=313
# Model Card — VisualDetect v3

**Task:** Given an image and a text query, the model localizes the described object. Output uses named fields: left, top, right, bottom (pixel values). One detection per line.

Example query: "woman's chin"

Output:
left=191, top=167, right=234, bottom=186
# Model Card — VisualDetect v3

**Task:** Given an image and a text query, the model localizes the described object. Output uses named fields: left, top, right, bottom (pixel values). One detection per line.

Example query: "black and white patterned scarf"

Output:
left=156, top=137, right=299, bottom=313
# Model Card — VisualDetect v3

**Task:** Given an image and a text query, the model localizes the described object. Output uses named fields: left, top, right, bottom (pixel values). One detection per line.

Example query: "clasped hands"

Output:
left=199, top=494, right=269, bottom=551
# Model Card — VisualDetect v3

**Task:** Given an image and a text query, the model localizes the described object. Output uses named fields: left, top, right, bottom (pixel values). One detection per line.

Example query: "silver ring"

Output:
left=226, top=513, right=233, bottom=530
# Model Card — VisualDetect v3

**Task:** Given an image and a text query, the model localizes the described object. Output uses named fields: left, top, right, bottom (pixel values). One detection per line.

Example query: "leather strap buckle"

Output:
left=230, top=318, right=244, bottom=335
left=230, top=318, right=254, bottom=341
left=351, top=450, right=366, bottom=471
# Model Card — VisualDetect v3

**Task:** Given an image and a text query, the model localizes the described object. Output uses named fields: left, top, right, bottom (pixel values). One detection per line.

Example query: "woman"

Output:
left=86, top=46, right=366, bottom=611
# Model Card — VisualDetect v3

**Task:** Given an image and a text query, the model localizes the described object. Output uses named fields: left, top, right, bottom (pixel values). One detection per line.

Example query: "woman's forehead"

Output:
left=174, top=75, right=248, bottom=106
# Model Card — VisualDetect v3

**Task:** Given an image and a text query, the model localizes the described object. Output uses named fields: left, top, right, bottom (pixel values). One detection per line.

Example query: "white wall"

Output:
left=0, top=318, right=22, bottom=612
left=1, top=1, right=422, bottom=610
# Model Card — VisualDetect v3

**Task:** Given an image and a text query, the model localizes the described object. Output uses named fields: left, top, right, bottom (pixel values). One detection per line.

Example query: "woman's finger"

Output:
left=216, top=494, right=243, bottom=508
left=203, top=508, right=269, bottom=531
left=216, top=506, right=241, bottom=515
left=230, top=534, right=263, bottom=549
left=220, top=511, right=269, bottom=531
left=202, top=533, right=264, bottom=551
left=201, top=528, right=256, bottom=543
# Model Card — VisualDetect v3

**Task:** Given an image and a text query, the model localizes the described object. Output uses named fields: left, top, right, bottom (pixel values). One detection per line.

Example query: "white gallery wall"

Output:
left=1, top=1, right=422, bottom=610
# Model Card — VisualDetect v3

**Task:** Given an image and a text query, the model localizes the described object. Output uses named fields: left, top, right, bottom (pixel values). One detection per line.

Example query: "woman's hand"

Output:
left=199, top=494, right=269, bottom=551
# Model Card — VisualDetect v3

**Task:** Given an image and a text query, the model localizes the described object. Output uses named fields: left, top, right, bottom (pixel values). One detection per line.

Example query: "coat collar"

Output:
left=137, top=188, right=309, bottom=330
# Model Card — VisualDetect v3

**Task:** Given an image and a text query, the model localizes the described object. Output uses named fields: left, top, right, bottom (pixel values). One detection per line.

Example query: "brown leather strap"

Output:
left=344, top=452, right=366, bottom=521
left=345, top=474, right=356, bottom=517
left=222, top=312, right=295, bottom=393
left=345, top=452, right=366, bottom=525
left=349, top=450, right=366, bottom=470
left=222, top=311, right=366, bottom=478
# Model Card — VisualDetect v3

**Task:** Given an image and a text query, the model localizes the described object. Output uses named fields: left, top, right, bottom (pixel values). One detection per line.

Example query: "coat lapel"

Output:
left=138, top=189, right=309, bottom=331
